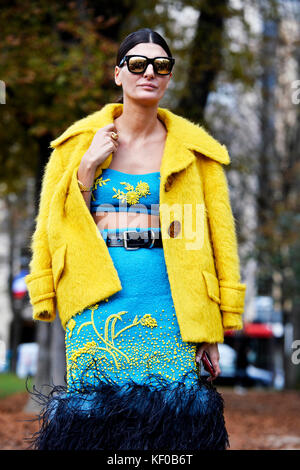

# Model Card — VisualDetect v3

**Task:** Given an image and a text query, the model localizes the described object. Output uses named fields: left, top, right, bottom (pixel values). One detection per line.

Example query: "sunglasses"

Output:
left=118, top=55, right=175, bottom=75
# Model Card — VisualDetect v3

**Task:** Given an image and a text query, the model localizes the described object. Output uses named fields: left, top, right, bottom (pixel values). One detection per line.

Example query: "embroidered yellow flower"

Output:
left=112, top=188, right=127, bottom=203
left=136, top=181, right=150, bottom=197
left=120, top=182, right=135, bottom=191
left=112, top=180, right=151, bottom=205
left=126, top=191, right=140, bottom=205
left=93, top=176, right=110, bottom=190
left=91, top=176, right=110, bottom=201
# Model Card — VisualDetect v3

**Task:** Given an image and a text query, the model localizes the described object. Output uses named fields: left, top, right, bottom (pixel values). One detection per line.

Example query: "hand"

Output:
left=83, top=123, right=119, bottom=168
left=195, top=342, right=221, bottom=382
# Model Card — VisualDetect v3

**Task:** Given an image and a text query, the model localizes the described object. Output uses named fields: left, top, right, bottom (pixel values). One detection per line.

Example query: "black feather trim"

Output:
left=25, top=361, right=230, bottom=451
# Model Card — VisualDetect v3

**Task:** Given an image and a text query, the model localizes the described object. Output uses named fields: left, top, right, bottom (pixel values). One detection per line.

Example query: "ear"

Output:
left=115, top=66, right=122, bottom=86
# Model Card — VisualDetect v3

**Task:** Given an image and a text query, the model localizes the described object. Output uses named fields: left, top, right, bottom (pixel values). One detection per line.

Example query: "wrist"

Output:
left=82, top=150, right=98, bottom=171
left=77, top=154, right=97, bottom=193
left=77, top=178, right=93, bottom=192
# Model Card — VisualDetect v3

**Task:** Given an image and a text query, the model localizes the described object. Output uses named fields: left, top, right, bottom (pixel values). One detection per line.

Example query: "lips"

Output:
left=139, top=83, right=157, bottom=89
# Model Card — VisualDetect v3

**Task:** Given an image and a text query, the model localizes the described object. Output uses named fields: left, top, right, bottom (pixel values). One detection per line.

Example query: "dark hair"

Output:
left=115, top=28, right=173, bottom=103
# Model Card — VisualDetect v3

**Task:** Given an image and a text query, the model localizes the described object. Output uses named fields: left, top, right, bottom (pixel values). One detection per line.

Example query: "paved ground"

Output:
left=1, top=387, right=300, bottom=450
left=221, top=387, right=300, bottom=450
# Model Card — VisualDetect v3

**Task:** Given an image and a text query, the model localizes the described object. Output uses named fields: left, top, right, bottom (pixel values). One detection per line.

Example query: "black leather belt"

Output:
left=105, top=229, right=162, bottom=249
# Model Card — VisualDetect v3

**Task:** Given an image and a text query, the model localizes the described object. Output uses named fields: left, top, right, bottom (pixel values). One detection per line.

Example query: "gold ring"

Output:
left=111, top=131, right=118, bottom=141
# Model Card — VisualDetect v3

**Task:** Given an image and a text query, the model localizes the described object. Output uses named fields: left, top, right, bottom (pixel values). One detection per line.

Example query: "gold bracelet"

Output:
left=77, top=178, right=93, bottom=192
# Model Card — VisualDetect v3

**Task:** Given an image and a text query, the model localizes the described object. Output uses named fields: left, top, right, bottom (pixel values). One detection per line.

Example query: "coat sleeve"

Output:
left=25, top=146, right=64, bottom=323
left=197, top=154, right=247, bottom=331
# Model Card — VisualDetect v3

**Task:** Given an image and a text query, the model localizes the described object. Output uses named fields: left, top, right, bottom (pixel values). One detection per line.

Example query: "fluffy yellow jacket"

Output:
left=25, top=103, right=246, bottom=343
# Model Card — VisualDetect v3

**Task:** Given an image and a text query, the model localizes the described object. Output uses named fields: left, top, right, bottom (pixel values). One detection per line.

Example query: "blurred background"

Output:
left=0, top=0, right=300, bottom=450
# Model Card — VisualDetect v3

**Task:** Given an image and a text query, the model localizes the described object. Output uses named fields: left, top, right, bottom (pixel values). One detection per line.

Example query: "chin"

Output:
left=134, top=93, right=162, bottom=106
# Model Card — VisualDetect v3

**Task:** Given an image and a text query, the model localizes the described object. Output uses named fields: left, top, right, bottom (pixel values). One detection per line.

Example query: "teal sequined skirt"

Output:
left=28, top=227, right=229, bottom=451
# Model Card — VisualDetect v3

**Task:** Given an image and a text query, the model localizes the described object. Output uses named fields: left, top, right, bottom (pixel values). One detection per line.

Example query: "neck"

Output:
left=114, top=100, right=163, bottom=143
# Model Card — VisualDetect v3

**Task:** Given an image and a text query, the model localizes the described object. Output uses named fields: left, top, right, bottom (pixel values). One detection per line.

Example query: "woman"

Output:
left=26, top=28, right=246, bottom=450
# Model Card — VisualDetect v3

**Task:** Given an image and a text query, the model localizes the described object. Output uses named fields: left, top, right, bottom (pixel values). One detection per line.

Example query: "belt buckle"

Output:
left=123, top=230, right=141, bottom=250
left=123, top=230, right=156, bottom=250
left=144, top=229, right=156, bottom=249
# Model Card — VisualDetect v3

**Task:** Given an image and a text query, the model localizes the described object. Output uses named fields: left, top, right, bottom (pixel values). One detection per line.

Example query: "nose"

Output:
left=143, top=63, right=155, bottom=77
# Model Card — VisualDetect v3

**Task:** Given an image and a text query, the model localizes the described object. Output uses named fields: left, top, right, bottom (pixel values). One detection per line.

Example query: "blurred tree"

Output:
left=177, top=0, right=231, bottom=121
left=0, top=0, right=136, bottom=400
left=0, top=0, right=123, bottom=196
left=255, top=0, right=300, bottom=388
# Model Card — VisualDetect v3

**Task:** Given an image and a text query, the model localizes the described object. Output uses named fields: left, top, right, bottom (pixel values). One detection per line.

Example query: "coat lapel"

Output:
left=50, top=103, right=231, bottom=191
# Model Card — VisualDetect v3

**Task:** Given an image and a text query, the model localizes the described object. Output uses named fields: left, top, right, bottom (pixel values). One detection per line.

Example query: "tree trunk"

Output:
left=176, top=0, right=229, bottom=122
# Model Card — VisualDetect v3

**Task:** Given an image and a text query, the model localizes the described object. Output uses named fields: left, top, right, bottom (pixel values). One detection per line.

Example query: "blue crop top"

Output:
left=90, top=168, right=160, bottom=216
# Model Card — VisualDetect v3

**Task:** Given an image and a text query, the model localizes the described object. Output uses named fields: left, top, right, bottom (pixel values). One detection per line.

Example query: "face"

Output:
left=115, top=43, right=173, bottom=105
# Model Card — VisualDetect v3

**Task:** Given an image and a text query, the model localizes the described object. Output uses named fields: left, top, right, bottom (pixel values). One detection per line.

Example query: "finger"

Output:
left=105, top=134, right=118, bottom=147
left=105, top=130, right=118, bottom=139
left=207, top=371, right=220, bottom=382
left=111, top=132, right=119, bottom=142
left=210, top=357, right=220, bottom=375
left=104, top=139, right=117, bottom=151
left=107, top=130, right=119, bottom=145
left=109, top=141, right=118, bottom=154
left=103, top=123, right=118, bottom=131
left=211, top=357, right=219, bottom=371
left=207, top=376, right=215, bottom=382
left=207, top=368, right=219, bottom=382
left=195, top=348, right=204, bottom=363
left=103, top=141, right=117, bottom=157
left=207, top=366, right=221, bottom=382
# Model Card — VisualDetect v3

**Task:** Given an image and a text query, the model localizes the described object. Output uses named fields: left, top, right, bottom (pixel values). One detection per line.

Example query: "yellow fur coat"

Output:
left=25, top=103, right=246, bottom=343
